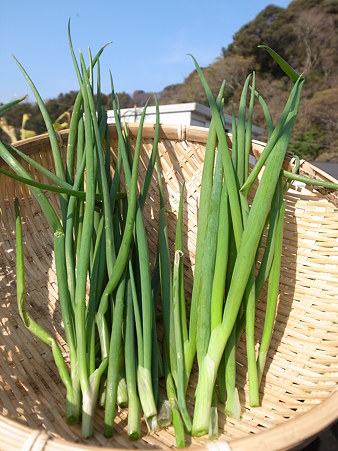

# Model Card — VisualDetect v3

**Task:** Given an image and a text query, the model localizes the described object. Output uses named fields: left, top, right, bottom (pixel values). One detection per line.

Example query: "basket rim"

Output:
left=8, top=123, right=338, bottom=186
left=0, top=390, right=337, bottom=450
left=1, top=124, right=337, bottom=450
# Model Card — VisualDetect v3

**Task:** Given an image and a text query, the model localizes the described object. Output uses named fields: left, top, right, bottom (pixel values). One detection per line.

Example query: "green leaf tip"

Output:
left=258, top=45, right=304, bottom=83
left=0, top=95, right=27, bottom=116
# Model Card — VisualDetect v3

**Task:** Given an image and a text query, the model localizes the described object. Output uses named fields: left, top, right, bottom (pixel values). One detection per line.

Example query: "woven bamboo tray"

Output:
left=0, top=124, right=337, bottom=451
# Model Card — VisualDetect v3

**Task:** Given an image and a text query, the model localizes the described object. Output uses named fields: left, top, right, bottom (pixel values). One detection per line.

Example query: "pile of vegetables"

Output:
left=1, top=26, right=338, bottom=447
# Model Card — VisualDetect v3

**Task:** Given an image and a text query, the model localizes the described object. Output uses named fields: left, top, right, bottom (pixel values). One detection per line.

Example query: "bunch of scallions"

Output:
left=1, top=26, right=338, bottom=446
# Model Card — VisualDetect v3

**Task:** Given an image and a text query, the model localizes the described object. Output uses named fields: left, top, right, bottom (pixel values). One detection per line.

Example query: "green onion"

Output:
left=104, top=270, right=127, bottom=437
left=15, top=198, right=79, bottom=423
left=124, top=273, right=142, bottom=440
left=72, top=50, right=98, bottom=438
left=156, top=149, right=175, bottom=380
left=236, top=73, right=251, bottom=187
left=175, top=184, right=188, bottom=359
left=191, top=62, right=304, bottom=436
left=257, top=196, right=286, bottom=384
left=185, top=80, right=227, bottom=378
left=163, top=341, right=186, bottom=448
left=173, top=250, right=192, bottom=432
left=196, top=146, right=224, bottom=363
left=224, top=330, right=240, bottom=418
left=114, top=99, right=158, bottom=421
left=282, top=169, right=338, bottom=190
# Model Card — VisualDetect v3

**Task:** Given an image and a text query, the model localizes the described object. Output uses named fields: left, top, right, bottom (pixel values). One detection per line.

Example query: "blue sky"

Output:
left=1, top=0, right=291, bottom=103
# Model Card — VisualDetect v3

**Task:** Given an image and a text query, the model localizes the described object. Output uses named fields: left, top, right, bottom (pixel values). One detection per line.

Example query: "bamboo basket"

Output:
left=0, top=124, right=337, bottom=451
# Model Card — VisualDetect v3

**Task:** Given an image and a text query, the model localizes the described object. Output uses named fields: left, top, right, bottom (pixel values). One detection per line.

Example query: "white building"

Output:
left=107, top=102, right=264, bottom=139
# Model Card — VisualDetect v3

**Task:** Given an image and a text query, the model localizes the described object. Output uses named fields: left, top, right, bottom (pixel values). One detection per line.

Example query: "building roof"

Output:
left=107, top=102, right=264, bottom=137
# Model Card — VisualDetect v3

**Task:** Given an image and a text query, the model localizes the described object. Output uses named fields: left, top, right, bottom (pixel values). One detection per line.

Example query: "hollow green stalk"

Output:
left=239, top=72, right=260, bottom=407
left=236, top=73, right=252, bottom=187
left=156, top=153, right=176, bottom=382
left=196, top=147, right=223, bottom=363
left=104, top=270, right=127, bottom=437
left=124, top=274, right=141, bottom=440
left=209, top=386, right=218, bottom=440
left=244, top=268, right=259, bottom=407
left=117, top=370, right=128, bottom=408
left=128, top=253, right=155, bottom=419
left=0, top=166, right=91, bottom=200
left=65, top=96, right=82, bottom=185
left=224, top=328, right=240, bottom=419
left=244, top=72, right=255, bottom=182
left=222, top=223, right=240, bottom=417
left=255, top=182, right=283, bottom=301
left=257, top=198, right=286, bottom=385
left=282, top=170, right=338, bottom=190
left=134, top=215, right=157, bottom=419
left=173, top=250, right=192, bottom=432
left=64, top=118, right=86, bottom=311
left=282, top=155, right=300, bottom=194
left=175, top=183, right=188, bottom=350
left=252, top=88, right=274, bottom=138
left=231, top=104, right=238, bottom=172
left=139, top=93, right=160, bottom=210
left=86, top=216, right=106, bottom=375
left=210, top=182, right=229, bottom=330
left=163, top=340, right=186, bottom=448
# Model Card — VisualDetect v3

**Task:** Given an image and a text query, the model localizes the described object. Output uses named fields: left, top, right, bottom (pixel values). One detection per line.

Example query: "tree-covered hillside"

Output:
left=1, top=0, right=337, bottom=160
left=159, top=0, right=338, bottom=160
